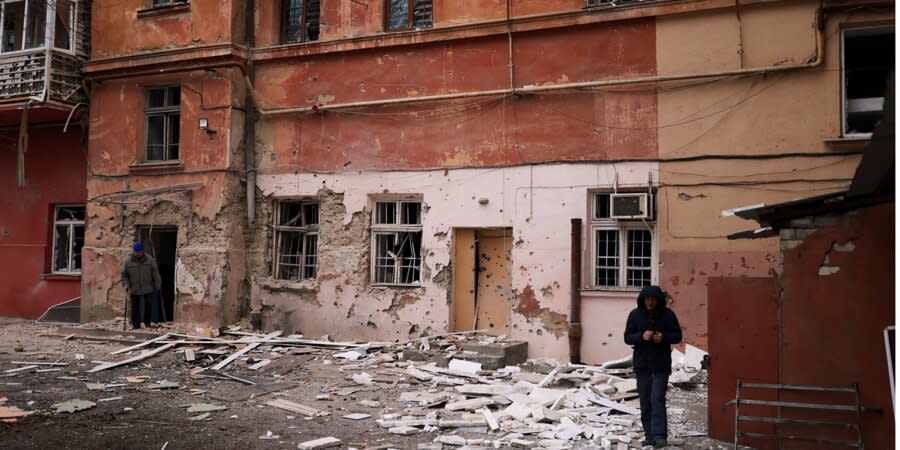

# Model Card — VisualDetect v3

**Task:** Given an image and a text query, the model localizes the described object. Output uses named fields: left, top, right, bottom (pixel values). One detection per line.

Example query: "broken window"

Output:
left=274, top=200, right=319, bottom=281
left=591, top=193, right=655, bottom=288
left=282, top=0, right=319, bottom=43
left=372, top=200, right=422, bottom=285
left=842, top=26, right=894, bottom=136
left=0, top=0, right=74, bottom=53
left=52, top=205, right=85, bottom=274
left=145, top=86, right=180, bottom=162
left=385, top=0, right=432, bottom=32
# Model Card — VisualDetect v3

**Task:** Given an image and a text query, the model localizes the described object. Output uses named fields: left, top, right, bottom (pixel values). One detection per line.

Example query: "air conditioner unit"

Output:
left=611, top=193, right=652, bottom=219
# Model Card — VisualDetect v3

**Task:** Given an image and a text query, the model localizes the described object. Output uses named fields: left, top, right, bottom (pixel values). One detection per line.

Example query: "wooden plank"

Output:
left=10, top=361, right=67, bottom=366
left=111, top=333, right=171, bottom=355
left=87, top=343, right=179, bottom=373
left=266, top=399, right=325, bottom=417
left=210, top=331, right=282, bottom=371
left=4, top=365, right=38, bottom=374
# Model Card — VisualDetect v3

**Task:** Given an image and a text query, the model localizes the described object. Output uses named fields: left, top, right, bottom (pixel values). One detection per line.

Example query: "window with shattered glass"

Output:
left=372, top=200, right=422, bottom=285
left=274, top=200, right=319, bottom=281
left=52, top=205, right=84, bottom=274
left=385, top=0, right=432, bottom=31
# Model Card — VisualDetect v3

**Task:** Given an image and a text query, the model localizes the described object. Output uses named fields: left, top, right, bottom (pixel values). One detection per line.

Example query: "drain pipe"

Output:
left=245, top=0, right=257, bottom=225
left=569, top=218, right=583, bottom=364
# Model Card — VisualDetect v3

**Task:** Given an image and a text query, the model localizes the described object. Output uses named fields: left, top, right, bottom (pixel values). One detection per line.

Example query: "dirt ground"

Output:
left=0, top=318, right=737, bottom=449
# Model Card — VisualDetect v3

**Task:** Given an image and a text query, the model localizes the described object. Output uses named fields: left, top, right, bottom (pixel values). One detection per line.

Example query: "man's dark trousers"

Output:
left=130, top=294, right=151, bottom=328
left=635, top=369, right=669, bottom=440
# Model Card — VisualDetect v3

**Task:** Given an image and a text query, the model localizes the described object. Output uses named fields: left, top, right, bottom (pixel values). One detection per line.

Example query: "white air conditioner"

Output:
left=611, top=193, right=652, bottom=219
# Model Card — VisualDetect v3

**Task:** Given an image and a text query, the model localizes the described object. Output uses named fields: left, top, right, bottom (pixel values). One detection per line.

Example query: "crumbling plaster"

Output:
left=252, top=162, right=657, bottom=359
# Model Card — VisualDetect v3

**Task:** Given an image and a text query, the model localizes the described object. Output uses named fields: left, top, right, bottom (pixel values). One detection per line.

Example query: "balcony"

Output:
left=0, top=0, right=89, bottom=107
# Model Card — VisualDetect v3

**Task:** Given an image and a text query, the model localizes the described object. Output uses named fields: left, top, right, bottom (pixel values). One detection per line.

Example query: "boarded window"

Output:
left=274, top=200, right=319, bottom=281
left=53, top=205, right=85, bottom=273
left=145, top=86, right=180, bottom=161
left=372, top=200, right=422, bottom=285
left=282, top=0, right=320, bottom=43
left=591, top=193, right=655, bottom=288
left=386, top=0, right=432, bottom=31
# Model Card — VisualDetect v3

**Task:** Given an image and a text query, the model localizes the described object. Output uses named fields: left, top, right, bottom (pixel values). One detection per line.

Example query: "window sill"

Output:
left=137, top=3, right=190, bottom=19
left=580, top=288, right=642, bottom=299
left=370, top=283, right=424, bottom=289
left=41, top=273, right=81, bottom=281
left=129, top=160, right=184, bottom=174
left=258, top=277, right=319, bottom=293
left=825, top=134, right=872, bottom=145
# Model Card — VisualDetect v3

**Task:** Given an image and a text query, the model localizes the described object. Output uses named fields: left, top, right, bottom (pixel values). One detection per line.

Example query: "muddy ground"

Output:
left=0, top=318, right=736, bottom=449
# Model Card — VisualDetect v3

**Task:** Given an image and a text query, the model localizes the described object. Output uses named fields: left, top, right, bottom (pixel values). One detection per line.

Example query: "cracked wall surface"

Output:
left=251, top=163, right=656, bottom=359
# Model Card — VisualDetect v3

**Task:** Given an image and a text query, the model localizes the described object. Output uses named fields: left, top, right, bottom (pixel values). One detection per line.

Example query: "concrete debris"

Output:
left=185, top=403, right=227, bottom=413
left=351, top=372, right=373, bottom=385
left=297, top=436, right=342, bottom=449
left=266, top=399, right=327, bottom=417
left=54, top=399, right=96, bottom=414
left=389, top=425, right=421, bottom=435
left=259, top=431, right=280, bottom=440
left=342, top=413, right=371, bottom=420
left=448, top=359, right=482, bottom=374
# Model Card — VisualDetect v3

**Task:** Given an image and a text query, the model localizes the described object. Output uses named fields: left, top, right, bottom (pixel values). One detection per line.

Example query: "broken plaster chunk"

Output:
left=297, top=436, right=342, bottom=449
left=342, top=413, right=371, bottom=420
left=54, top=399, right=95, bottom=414
left=389, top=425, right=421, bottom=435
left=448, top=359, right=482, bottom=374
left=359, top=400, right=382, bottom=408
left=445, top=397, right=494, bottom=411
left=351, top=372, right=373, bottom=385
left=436, top=435, right=467, bottom=446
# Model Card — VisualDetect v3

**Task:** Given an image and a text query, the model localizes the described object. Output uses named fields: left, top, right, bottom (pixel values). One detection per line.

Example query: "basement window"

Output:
left=282, top=0, right=319, bottom=43
left=150, top=0, right=188, bottom=7
left=385, top=0, right=432, bottom=32
left=274, top=200, right=319, bottom=281
left=52, top=205, right=85, bottom=274
left=371, top=199, right=422, bottom=285
left=145, top=86, right=180, bottom=162
left=591, top=192, right=656, bottom=288
left=842, top=26, right=894, bottom=136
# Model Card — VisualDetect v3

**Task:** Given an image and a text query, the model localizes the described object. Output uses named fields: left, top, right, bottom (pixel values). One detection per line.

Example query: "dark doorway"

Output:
left=136, top=226, right=177, bottom=322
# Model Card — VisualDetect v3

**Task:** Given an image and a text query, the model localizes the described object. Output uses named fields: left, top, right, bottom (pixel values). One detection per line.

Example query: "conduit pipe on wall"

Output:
left=259, top=9, right=824, bottom=116
left=569, top=218, right=583, bottom=364
left=245, top=0, right=257, bottom=225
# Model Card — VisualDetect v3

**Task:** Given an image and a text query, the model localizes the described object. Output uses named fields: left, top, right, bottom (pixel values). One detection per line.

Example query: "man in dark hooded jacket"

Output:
left=624, top=285, right=682, bottom=448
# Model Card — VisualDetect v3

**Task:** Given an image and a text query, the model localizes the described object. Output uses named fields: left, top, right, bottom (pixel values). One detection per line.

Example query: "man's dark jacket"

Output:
left=624, top=285, right=683, bottom=372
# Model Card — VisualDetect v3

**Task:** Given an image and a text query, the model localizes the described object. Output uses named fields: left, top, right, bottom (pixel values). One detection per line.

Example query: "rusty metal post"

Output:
left=569, top=218, right=583, bottom=364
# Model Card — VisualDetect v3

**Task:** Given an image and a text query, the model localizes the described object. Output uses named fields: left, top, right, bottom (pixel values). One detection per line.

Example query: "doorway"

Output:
left=136, top=225, right=177, bottom=322
left=452, top=228, right=513, bottom=335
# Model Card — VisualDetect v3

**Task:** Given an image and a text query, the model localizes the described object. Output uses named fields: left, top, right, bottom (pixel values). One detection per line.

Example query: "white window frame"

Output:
left=0, top=0, right=76, bottom=56
left=841, top=25, right=894, bottom=138
left=590, top=192, right=657, bottom=289
left=51, top=204, right=84, bottom=274
left=370, top=196, right=423, bottom=287
left=272, top=199, right=319, bottom=281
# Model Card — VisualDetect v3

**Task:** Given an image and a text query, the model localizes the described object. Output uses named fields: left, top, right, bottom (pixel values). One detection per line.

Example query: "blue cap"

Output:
left=133, top=242, right=144, bottom=251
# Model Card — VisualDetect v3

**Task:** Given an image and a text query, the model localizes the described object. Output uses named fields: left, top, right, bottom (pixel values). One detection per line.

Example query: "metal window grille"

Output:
left=386, top=0, right=432, bottom=31
left=372, top=200, right=422, bottom=285
left=145, top=86, right=180, bottom=161
left=52, top=205, right=85, bottom=273
left=282, top=0, right=319, bottom=43
left=274, top=200, right=319, bottom=281
left=592, top=193, right=655, bottom=288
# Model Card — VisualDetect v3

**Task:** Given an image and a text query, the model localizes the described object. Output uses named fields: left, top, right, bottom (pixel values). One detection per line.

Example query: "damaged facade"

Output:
left=74, top=0, right=893, bottom=365
left=0, top=0, right=91, bottom=318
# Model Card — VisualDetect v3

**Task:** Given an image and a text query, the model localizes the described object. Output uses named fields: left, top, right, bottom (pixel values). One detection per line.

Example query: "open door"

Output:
left=452, top=228, right=513, bottom=335
left=136, top=226, right=177, bottom=322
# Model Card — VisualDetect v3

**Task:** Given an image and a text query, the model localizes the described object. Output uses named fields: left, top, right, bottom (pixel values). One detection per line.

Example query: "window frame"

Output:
left=840, top=25, right=894, bottom=138
left=0, top=0, right=77, bottom=56
left=384, top=0, right=433, bottom=32
left=281, top=0, right=320, bottom=44
left=272, top=199, right=320, bottom=281
left=370, top=197, right=423, bottom=287
left=589, top=191, right=657, bottom=289
left=51, top=204, right=84, bottom=275
left=144, top=85, right=181, bottom=162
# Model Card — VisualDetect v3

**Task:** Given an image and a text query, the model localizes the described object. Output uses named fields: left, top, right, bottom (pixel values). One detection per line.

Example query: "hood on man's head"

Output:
left=637, top=285, right=666, bottom=309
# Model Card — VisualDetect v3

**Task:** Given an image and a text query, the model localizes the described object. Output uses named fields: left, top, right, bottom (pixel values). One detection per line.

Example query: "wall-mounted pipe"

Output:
left=259, top=9, right=825, bottom=117
left=569, top=218, right=583, bottom=364
left=245, top=0, right=257, bottom=226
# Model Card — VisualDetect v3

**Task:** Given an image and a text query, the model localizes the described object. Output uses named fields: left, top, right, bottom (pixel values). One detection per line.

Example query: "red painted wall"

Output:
left=256, top=19, right=657, bottom=173
left=0, top=125, right=86, bottom=318
left=707, top=203, right=895, bottom=448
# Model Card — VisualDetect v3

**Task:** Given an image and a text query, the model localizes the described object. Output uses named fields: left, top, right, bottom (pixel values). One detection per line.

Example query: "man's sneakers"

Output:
left=642, top=437, right=668, bottom=448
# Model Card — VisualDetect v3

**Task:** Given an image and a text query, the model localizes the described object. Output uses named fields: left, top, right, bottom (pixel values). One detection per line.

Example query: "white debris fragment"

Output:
left=297, top=436, right=341, bottom=449
left=351, top=372, right=373, bottom=385
left=448, top=359, right=482, bottom=374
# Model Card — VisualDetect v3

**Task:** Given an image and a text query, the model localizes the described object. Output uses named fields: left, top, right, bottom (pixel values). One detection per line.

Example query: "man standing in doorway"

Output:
left=121, top=242, right=161, bottom=329
left=624, top=285, right=682, bottom=448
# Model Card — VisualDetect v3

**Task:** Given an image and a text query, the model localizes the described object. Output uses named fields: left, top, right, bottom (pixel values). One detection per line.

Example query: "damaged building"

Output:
left=64, top=0, right=894, bottom=367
